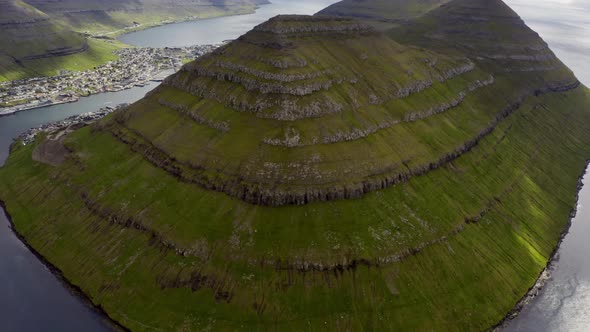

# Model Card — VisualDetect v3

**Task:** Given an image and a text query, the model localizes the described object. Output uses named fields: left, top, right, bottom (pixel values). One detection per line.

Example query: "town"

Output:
left=0, top=43, right=222, bottom=116
left=18, top=103, right=129, bottom=145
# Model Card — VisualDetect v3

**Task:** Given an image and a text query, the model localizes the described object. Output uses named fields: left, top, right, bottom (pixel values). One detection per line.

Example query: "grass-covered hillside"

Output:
left=318, top=0, right=450, bottom=29
left=23, top=0, right=269, bottom=35
left=1, top=0, right=590, bottom=330
left=0, top=0, right=94, bottom=81
left=0, top=0, right=268, bottom=81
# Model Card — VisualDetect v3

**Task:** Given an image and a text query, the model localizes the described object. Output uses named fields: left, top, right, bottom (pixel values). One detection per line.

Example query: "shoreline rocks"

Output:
left=18, top=103, right=128, bottom=145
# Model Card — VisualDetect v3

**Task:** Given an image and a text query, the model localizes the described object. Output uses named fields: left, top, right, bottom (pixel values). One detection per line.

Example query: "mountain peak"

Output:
left=236, top=15, right=377, bottom=50
left=117, top=13, right=493, bottom=206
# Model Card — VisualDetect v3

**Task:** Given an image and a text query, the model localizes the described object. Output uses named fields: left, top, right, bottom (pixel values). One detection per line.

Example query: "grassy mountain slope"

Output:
left=1, top=1, right=590, bottom=331
left=0, top=0, right=85, bottom=59
left=318, top=0, right=450, bottom=29
left=23, top=0, right=269, bottom=35
left=0, top=0, right=267, bottom=81
left=0, top=0, right=103, bottom=80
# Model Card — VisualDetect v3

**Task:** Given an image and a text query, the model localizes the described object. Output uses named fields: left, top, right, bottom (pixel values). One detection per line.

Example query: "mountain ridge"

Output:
left=0, top=0, right=269, bottom=81
left=318, top=0, right=451, bottom=29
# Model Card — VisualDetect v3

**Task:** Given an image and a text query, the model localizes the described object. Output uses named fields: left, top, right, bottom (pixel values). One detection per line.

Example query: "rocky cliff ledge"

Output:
left=2, top=1, right=590, bottom=331
left=97, top=14, right=578, bottom=206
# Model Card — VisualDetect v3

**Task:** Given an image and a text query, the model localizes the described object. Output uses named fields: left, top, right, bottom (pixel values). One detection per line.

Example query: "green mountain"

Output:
left=1, top=0, right=590, bottom=330
left=0, top=0, right=89, bottom=80
left=23, top=0, right=270, bottom=34
left=0, top=0, right=268, bottom=81
left=318, top=0, right=450, bottom=29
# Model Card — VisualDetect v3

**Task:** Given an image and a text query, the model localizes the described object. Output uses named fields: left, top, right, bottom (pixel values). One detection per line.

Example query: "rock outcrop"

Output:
left=100, top=14, right=578, bottom=206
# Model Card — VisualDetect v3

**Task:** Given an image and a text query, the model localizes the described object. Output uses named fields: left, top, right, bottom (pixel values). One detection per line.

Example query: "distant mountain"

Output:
left=1, top=0, right=590, bottom=331
left=23, top=0, right=269, bottom=34
left=0, top=0, right=87, bottom=80
left=0, top=0, right=268, bottom=81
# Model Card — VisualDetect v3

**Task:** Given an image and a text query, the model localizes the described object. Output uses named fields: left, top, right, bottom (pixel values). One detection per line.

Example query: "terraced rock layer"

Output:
left=101, top=14, right=574, bottom=206
left=1, top=0, right=590, bottom=331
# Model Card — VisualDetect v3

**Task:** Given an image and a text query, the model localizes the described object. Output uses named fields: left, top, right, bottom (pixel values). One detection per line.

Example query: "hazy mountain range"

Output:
left=0, top=0, right=268, bottom=81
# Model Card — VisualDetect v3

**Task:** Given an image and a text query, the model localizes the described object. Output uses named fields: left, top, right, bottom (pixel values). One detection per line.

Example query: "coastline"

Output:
left=0, top=99, right=78, bottom=118
left=0, top=3, right=269, bottom=103
left=0, top=8, right=275, bottom=326
left=491, top=160, right=590, bottom=331
left=2, top=157, right=587, bottom=332
left=0, top=82, right=149, bottom=118
left=104, top=5, right=268, bottom=39
left=0, top=200, right=129, bottom=332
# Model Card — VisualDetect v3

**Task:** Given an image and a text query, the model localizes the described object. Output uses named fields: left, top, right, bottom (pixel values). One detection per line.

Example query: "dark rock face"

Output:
left=158, top=98, right=230, bottom=132
left=21, top=44, right=89, bottom=60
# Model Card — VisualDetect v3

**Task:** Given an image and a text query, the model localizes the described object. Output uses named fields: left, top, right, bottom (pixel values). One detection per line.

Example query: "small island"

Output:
left=1, top=0, right=590, bottom=331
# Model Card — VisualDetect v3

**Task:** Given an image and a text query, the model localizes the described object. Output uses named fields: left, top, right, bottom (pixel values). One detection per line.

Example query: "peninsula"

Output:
left=1, top=0, right=589, bottom=330
left=0, top=0, right=268, bottom=82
